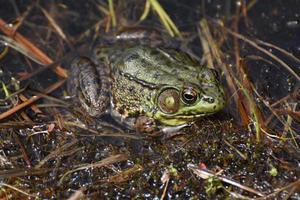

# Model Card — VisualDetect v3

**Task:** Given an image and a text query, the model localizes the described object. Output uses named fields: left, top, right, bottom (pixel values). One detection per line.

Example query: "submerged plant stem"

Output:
left=148, top=0, right=180, bottom=37
left=235, top=78, right=261, bottom=143
left=108, top=0, right=116, bottom=27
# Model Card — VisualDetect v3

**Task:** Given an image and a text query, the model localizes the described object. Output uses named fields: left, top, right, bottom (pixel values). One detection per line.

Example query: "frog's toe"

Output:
left=134, top=116, right=158, bottom=133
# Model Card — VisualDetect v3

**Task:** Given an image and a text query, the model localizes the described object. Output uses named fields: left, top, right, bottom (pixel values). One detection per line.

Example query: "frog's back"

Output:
left=110, top=45, right=204, bottom=88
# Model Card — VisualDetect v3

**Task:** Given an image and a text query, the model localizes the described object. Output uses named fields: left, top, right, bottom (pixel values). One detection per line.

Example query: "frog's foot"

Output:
left=161, top=123, right=193, bottom=139
left=70, top=57, right=110, bottom=117
left=161, top=123, right=193, bottom=134
left=134, top=116, right=159, bottom=134
left=134, top=116, right=193, bottom=137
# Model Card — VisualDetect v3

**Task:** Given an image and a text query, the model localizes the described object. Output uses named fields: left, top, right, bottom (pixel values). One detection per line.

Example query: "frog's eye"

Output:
left=158, top=88, right=180, bottom=114
left=181, top=88, right=198, bottom=105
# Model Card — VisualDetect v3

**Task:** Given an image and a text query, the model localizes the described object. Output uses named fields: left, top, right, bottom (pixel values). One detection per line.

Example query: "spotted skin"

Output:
left=68, top=29, right=225, bottom=130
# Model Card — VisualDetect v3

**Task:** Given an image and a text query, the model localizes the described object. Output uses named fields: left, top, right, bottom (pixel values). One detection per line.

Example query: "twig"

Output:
left=255, top=39, right=300, bottom=64
left=213, top=21, right=300, bottom=82
left=256, top=179, right=300, bottom=200
left=235, top=77, right=262, bottom=142
left=35, top=139, right=78, bottom=169
left=224, top=140, right=248, bottom=160
left=0, top=79, right=66, bottom=121
left=40, top=7, right=73, bottom=49
left=148, top=0, right=181, bottom=37
left=108, top=0, right=117, bottom=27
left=13, top=133, right=32, bottom=168
left=199, top=19, right=250, bottom=125
left=59, top=154, right=128, bottom=185
left=0, top=183, right=36, bottom=198
left=188, top=164, right=265, bottom=197
left=67, top=189, right=85, bottom=200
left=0, top=18, right=68, bottom=78
left=64, top=121, right=141, bottom=139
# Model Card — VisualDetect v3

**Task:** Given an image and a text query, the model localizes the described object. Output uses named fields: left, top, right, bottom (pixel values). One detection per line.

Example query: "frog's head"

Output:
left=152, top=67, right=225, bottom=126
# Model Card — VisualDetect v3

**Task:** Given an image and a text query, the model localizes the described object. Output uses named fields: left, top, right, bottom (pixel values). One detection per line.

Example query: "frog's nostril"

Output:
left=202, top=96, right=215, bottom=104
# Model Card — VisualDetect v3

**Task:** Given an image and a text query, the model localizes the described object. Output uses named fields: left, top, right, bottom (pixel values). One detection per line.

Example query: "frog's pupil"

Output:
left=183, top=93, right=194, bottom=101
left=182, top=88, right=197, bottom=104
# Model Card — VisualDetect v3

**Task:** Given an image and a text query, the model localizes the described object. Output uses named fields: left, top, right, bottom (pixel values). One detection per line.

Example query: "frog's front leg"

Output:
left=134, top=116, right=158, bottom=133
left=69, top=57, right=110, bottom=117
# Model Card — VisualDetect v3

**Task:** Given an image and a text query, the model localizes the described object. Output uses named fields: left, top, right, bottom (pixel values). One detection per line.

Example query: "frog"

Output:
left=68, top=28, right=226, bottom=133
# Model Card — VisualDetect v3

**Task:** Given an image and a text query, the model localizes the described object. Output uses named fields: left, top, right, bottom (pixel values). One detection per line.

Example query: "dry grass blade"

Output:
left=139, top=0, right=151, bottom=21
left=67, top=189, right=85, bottom=200
left=0, top=18, right=68, bottom=78
left=59, top=154, right=129, bottom=184
left=270, top=86, right=300, bottom=108
left=255, top=39, right=300, bottom=64
left=275, top=109, right=300, bottom=122
left=148, top=0, right=180, bottom=37
left=1, top=81, right=10, bottom=97
left=160, top=169, right=170, bottom=200
left=214, top=21, right=300, bottom=82
left=188, top=164, right=265, bottom=197
left=19, top=94, right=42, bottom=114
left=41, top=8, right=67, bottom=40
left=0, top=168, right=54, bottom=179
left=255, top=179, right=300, bottom=200
left=0, top=121, right=38, bottom=129
left=199, top=20, right=223, bottom=66
left=249, top=81, right=295, bottom=133
left=95, top=3, right=109, bottom=15
left=283, top=102, right=299, bottom=148
left=0, top=35, right=44, bottom=65
left=0, top=44, right=8, bottom=60
left=108, top=0, right=116, bottom=27
left=0, top=79, right=66, bottom=121
left=235, top=77, right=262, bottom=142
left=64, top=121, right=141, bottom=139
left=10, top=1, right=35, bottom=32
left=13, top=133, right=32, bottom=167
left=106, top=164, right=143, bottom=183
left=0, top=183, right=36, bottom=197
left=40, top=7, right=72, bottom=48
left=198, top=19, right=250, bottom=125
left=35, top=140, right=79, bottom=169
left=224, top=140, right=248, bottom=160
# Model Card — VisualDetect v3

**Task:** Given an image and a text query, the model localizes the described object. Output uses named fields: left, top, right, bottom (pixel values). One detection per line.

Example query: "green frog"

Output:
left=68, top=28, right=225, bottom=133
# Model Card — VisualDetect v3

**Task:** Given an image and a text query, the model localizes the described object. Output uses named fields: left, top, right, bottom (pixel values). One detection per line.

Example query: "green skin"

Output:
left=68, top=30, right=225, bottom=131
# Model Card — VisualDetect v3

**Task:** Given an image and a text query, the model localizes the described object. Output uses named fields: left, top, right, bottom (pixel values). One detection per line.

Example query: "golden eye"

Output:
left=181, top=88, right=197, bottom=104
left=158, top=88, right=180, bottom=114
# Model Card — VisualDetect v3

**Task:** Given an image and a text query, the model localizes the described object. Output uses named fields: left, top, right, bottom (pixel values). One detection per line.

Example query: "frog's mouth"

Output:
left=173, top=112, right=216, bottom=118
left=155, top=112, right=217, bottom=126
